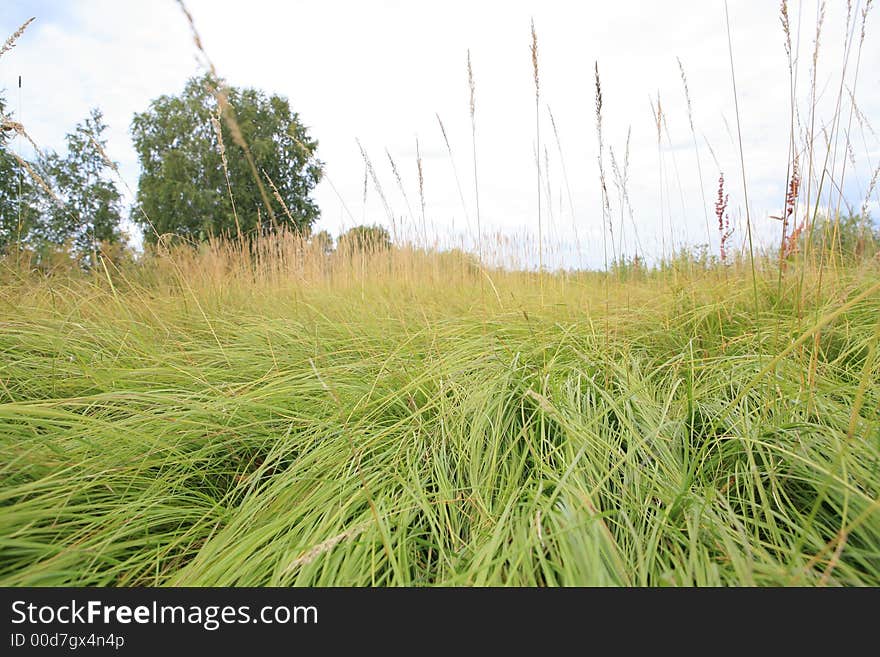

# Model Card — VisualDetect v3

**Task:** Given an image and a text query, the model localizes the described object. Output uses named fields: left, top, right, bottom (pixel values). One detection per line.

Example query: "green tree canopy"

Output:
left=1, top=97, right=119, bottom=265
left=310, top=229, right=334, bottom=255
left=804, top=211, right=879, bottom=261
left=338, top=224, right=392, bottom=252
left=131, top=75, right=322, bottom=243
left=37, top=108, right=124, bottom=261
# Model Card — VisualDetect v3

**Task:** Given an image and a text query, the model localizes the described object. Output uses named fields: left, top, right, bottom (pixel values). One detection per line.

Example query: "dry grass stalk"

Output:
left=212, top=88, right=277, bottom=226
left=827, top=0, right=874, bottom=265
left=609, top=129, right=642, bottom=260
left=862, top=161, right=880, bottom=220
left=660, top=105, right=690, bottom=254
left=796, top=0, right=825, bottom=273
left=1, top=117, right=43, bottom=157
left=547, top=106, right=580, bottom=263
left=845, top=136, right=857, bottom=170
left=774, top=0, right=799, bottom=292
left=0, top=17, right=35, bottom=59
left=812, top=2, right=826, bottom=77
left=677, top=58, right=695, bottom=135
left=86, top=134, right=119, bottom=174
left=820, top=121, right=831, bottom=153
left=385, top=148, right=415, bottom=225
left=530, top=19, right=542, bottom=277
left=308, top=357, right=339, bottom=404
left=467, top=49, right=482, bottom=262
left=543, top=145, right=554, bottom=232
left=724, top=0, right=759, bottom=314
left=320, top=167, right=357, bottom=229
left=435, top=113, right=471, bottom=234
left=779, top=1, right=793, bottom=64
left=818, top=530, right=849, bottom=586
left=653, top=95, right=663, bottom=145
left=609, top=144, right=625, bottom=256
left=175, top=0, right=216, bottom=76
left=534, top=510, right=545, bottom=548
left=650, top=93, right=669, bottom=261
left=283, top=524, right=367, bottom=573
left=362, top=163, right=368, bottom=223
left=357, top=139, right=396, bottom=240
left=416, top=137, right=426, bottom=243
left=821, top=0, right=860, bottom=271
left=13, top=152, right=60, bottom=206
left=467, top=50, right=476, bottom=120
left=677, top=57, right=712, bottom=247
left=530, top=20, right=539, bottom=98
left=861, top=0, right=874, bottom=43
left=210, top=107, right=241, bottom=238
left=80, top=128, right=160, bottom=239
left=703, top=136, right=721, bottom=172
left=595, top=62, right=615, bottom=267
left=262, top=169, right=296, bottom=227
left=177, top=1, right=276, bottom=227
left=210, top=113, right=227, bottom=171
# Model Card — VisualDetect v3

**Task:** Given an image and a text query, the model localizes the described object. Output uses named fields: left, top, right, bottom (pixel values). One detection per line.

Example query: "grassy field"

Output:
left=2, top=243, right=879, bottom=586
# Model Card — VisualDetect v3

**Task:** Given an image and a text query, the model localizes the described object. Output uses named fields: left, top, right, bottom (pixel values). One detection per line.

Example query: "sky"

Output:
left=2, top=0, right=879, bottom=269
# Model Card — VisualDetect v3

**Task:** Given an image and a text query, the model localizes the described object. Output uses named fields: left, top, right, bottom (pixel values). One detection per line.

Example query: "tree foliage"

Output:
left=0, top=92, right=39, bottom=254
left=37, top=109, right=124, bottom=261
left=338, top=224, right=392, bottom=252
left=131, top=75, right=322, bottom=243
left=1, top=97, right=121, bottom=264
left=791, top=212, right=879, bottom=262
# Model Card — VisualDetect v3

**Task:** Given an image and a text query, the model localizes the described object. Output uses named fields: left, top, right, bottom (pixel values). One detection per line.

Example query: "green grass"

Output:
left=1, top=253, right=879, bottom=586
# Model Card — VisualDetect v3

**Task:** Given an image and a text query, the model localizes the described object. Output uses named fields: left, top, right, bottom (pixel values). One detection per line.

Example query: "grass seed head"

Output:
left=530, top=19, right=539, bottom=99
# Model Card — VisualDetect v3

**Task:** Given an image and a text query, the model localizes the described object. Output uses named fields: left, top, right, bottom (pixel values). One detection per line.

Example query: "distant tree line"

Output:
left=3, top=70, right=880, bottom=270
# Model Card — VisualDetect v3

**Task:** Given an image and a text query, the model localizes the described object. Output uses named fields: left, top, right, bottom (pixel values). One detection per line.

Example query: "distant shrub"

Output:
left=337, top=225, right=392, bottom=252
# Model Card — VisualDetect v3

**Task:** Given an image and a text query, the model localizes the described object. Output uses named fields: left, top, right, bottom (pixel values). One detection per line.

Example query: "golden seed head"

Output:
left=0, top=17, right=35, bottom=59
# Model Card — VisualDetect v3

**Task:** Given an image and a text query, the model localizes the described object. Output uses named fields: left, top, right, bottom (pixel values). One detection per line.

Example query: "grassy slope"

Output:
left=1, top=257, right=879, bottom=586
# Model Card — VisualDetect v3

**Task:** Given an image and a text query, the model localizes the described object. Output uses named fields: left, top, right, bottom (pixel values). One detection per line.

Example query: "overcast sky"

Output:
left=2, top=1, right=879, bottom=268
